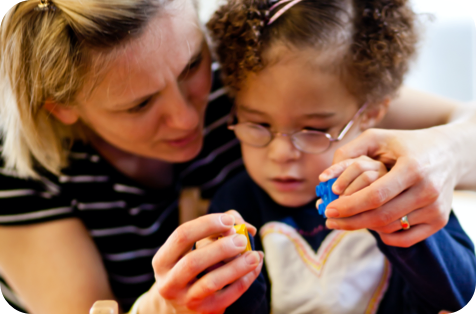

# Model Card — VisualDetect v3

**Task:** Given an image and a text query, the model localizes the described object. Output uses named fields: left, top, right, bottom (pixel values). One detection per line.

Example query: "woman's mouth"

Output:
left=270, top=177, right=305, bottom=192
left=165, top=129, right=200, bottom=148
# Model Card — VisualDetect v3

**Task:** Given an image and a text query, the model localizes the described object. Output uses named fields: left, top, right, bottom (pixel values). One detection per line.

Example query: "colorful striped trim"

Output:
left=260, top=222, right=349, bottom=276
left=365, top=258, right=392, bottom=314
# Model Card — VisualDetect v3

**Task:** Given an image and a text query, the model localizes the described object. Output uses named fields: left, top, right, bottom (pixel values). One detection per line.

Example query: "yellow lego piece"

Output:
left=234, top=224, right=252, bottom=253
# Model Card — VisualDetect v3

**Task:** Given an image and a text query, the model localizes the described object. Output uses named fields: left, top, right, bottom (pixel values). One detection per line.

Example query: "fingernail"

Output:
left=326, top=220, right=338, bottom=229
left=325, top=208, right=339, bottom=218
left=233, top=234, right=247, bottom=247
left=315, top=199, right=322, bottom=208
left=220, top=214, right=234, bottom=227
left=332, top=183, right=341, bottom=194
left=245, top=251, right=260, bottom=265
left=320, top=173, right=329, bottom=181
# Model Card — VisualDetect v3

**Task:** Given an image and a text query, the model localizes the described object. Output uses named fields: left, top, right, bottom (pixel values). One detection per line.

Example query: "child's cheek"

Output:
left=307, top=150, right=334, bottom=178
left=241, top=145, right=267, bottom=184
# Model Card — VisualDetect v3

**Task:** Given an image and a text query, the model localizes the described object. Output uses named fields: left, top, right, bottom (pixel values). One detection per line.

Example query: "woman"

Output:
left=0, top=0, right=474, bottom=314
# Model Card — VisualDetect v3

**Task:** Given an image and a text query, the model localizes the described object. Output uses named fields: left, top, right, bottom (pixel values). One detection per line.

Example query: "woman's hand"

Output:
left=316, top=155, right=388, bottom=227
left=141, top=213, right=263, bottom=314
left=194, top=210, right=257, bottom=253
left=194, top=210, right=258, bottom=269
left=319, top=127, right=458, bottom=248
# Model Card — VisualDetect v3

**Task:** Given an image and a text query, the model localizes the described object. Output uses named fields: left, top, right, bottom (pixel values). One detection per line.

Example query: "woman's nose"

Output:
left=267, top=135, right=301, bottom=163
left=163, top=84, right=200, bottom=130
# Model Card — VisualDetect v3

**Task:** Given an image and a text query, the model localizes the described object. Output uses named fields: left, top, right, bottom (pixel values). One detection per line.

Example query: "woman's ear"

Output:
left=359, top=99, right=390, bottom=131
left=43, top=100, right=79, bottom=125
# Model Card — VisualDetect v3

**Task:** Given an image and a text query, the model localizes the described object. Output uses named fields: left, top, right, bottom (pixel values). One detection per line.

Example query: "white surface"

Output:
left=405, top=0, right=476, bottom=102
left=453, top=191, right=476, bottom=245
left=198, top=0, right=223, bottom=23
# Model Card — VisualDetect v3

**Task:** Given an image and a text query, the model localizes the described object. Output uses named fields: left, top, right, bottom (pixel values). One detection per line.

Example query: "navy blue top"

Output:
left=209, top=171, right=476, bottom=314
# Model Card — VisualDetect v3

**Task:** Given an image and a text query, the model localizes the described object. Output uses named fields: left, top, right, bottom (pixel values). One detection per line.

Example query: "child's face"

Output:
left=234, top=49, right=365, bottom=207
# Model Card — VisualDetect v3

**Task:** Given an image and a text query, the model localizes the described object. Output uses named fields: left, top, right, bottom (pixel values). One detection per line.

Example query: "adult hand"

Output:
left=319, top=127, right=455, bottom=248
left=142, top=213, right=263, bottom=314
left=195, top=210, right=257, bottom=251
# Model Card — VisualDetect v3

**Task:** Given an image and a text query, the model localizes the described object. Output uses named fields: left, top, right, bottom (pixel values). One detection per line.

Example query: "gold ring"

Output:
left=400, top=215, right=410, bottom=230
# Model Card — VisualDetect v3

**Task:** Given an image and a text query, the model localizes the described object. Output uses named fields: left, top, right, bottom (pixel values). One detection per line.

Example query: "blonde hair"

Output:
left=0, top=0, right=162, bottom=178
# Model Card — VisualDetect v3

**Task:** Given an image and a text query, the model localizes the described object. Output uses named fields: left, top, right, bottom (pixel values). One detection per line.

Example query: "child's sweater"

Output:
left=210, top=171, right=476, bottom=314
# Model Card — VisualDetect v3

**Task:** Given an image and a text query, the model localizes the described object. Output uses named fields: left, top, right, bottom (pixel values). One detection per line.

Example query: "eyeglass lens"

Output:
left=232, top=123, right=332, bottom=154
left=233, top=124, right=272, bottom=147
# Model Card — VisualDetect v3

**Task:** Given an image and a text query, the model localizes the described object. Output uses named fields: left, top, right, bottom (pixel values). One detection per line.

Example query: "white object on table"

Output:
left=452, top=190, right=476, bottom=245
left=90, top=300, right=118, bottom=314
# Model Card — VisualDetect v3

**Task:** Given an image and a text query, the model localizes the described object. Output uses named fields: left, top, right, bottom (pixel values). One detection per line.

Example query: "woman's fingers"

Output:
left=324, top=158, right=424, bottom=218
left=326, top=179, right=451, bottom=249
left=326, top=201, right=450, bottom=249
left=154, top=214, right=235, bottom=269
left=370, top=210, right=419, bottom=234
left=326, top=180, right=438, bottom=230
left=195, top=222, right=239, bottom=251
left=186, top=252, right=264, bottom=313
left=225, top=209, right=257, bottom=236
left=377, top=223, right=441, bottom=248
left=166, top=234, right=251, bottom=289
left=187, top=251, right=263, bottom=300
left=370, top=203, right=441, bottom=234
left=152, top=213, right=262, bottom=312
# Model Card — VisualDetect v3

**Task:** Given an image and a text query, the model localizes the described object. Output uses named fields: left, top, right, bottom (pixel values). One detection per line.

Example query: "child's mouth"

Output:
left=271, top=177, right=304, bottom=191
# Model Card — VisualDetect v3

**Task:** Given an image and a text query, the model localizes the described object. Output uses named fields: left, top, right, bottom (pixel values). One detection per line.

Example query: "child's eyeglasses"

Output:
left=228, top=103, right=368, bottom=154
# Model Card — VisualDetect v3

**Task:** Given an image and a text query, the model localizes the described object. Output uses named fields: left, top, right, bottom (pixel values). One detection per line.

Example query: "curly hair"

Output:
left=207, top=0, right=418, bottom=103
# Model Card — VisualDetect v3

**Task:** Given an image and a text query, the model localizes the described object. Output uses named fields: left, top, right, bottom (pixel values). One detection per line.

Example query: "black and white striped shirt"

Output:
left=0, top=68, right=244, bottom=312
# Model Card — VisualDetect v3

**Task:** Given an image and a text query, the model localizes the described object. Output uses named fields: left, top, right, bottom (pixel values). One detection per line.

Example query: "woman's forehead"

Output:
left=79, top=0, right=203, bottom=108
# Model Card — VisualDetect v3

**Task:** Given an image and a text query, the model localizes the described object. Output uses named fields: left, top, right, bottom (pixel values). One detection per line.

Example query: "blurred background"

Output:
left=198, top=1, right=476, bottom=246
left=405, top=0, right=476, bottom=103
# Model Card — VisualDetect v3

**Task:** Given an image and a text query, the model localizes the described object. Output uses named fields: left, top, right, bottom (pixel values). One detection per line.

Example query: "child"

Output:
left=206, top=0, right=476, bottom=313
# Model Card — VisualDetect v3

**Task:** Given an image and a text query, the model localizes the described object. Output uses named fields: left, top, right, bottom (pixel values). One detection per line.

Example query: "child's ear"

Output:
left=43, top=100, right=79, bottom=125
left=359, top=99, right=390, bottom=130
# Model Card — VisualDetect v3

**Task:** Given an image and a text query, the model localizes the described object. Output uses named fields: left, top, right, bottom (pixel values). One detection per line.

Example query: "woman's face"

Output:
left=73, top=0, right=212, bottom=162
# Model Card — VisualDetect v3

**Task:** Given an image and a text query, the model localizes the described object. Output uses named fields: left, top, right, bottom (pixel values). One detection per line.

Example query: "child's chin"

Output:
left=269, top=192, right=314, bottom=208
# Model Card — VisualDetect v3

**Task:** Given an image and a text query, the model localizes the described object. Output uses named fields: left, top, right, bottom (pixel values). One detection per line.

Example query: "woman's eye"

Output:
left=127, top=99, right=150, bottom=113
left=180, top=54, right=203, bottom=80
left=189, top=55, right=203, bottom=71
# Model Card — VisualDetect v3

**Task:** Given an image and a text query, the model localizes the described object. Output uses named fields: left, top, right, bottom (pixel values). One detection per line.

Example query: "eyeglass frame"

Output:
left=227, top=102, right=369, bottom=154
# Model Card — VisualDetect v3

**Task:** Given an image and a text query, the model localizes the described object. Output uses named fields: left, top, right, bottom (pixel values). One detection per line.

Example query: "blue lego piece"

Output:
left=315, top=178, right=339, bottom=218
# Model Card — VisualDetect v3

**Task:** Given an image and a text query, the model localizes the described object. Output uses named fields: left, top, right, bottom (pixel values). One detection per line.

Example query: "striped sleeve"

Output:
left=176, top=64, right=244, bottom=199
left=0, top=165, right=74, bottom=225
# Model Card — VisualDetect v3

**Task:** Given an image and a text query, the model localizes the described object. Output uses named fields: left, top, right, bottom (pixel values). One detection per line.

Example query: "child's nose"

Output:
left=267, top=136, right=301, bottom=163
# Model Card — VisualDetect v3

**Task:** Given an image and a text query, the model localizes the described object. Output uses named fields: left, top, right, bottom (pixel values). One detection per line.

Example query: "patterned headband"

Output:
left=268, top=0, right=304, bottom=25
left=36, top=0, right=56, bottom=11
